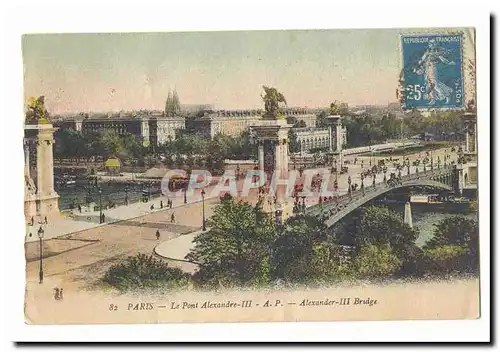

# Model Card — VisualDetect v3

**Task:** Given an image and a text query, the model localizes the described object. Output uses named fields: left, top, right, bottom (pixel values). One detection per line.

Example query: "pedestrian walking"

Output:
left=78, top=205, right=82, bottom=213
left=160, top=200, right=163, bottom=209
left=171, top=213, right=175, bottom=223
left=59, top=288, right=63, bottom=300
left=54, top=288, right=60, bottom=300
left=102, top=213, right=106, bottom=223
left=44, top=216, right=48, bottom=224
left=156, top=229, right=160, bottom=241
left=150, top=204, right=154, bottom=211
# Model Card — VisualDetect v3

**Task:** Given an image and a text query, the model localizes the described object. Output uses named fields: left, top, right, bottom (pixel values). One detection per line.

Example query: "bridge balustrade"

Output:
left=305, top=165, right=455, bottom=218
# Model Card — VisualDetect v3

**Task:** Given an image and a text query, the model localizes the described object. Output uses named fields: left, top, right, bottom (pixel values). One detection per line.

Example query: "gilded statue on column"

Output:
left=25, top=96, right=50, bottom=124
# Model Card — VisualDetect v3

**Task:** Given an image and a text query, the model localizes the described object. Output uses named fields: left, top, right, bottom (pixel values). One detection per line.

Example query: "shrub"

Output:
left=103, top=253, right=190, bottom=292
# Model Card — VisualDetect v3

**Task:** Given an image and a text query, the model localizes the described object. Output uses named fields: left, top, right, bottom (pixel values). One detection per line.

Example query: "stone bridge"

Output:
left=305, top=165, right=457, bottom=228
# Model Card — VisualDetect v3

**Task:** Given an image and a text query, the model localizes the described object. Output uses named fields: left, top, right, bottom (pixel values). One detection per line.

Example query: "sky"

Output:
left=22, top=28, right=475, bottom=114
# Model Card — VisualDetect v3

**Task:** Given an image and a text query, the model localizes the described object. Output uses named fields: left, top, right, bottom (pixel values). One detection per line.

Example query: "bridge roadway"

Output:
left=305, top=165, right=456, bottom=227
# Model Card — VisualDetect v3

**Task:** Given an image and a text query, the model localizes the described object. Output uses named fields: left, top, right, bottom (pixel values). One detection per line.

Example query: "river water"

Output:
left=56, top=182, right=161, bottom=210
left=382, top=203, right=477, bottom=247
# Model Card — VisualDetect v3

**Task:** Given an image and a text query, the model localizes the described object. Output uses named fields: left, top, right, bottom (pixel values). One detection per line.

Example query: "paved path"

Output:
left=153, top=229, right=204, bottom=274
left=25, top=197, right=219, bottom=291
left=25, top=184, right=220, bottom=243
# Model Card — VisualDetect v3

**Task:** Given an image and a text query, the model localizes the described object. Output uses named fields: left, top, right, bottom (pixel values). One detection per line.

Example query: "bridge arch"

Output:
left=309, top=179, right=453, bottom=228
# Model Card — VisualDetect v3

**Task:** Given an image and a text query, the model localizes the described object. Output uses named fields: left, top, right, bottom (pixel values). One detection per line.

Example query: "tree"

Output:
left=424, top=245, right=469, bottom=274
left=54, top=128, right=85, bottom=159
left=334, top=205, right=422, bottom=276
left=347, top=206, right=418, bottom=251
left=354, top=244, right=402, bottom=279
left=102, top=130, right=123, bottom=158
left=83, top=131, right=105, bottom=158
left=186, top=196, right=278, bottom=288
left=121, top=132, right=143, bottom=159
left=271, top=215, right=328, bottom=283
left=103, top=253, right=190, bottom=292
left=424, top=216, right=478, bottom=251
left=423, top=216, right=479, bottom=273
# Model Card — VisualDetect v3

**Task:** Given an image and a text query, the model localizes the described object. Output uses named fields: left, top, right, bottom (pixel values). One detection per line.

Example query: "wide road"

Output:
left=25, top=197, right=219, bottom=295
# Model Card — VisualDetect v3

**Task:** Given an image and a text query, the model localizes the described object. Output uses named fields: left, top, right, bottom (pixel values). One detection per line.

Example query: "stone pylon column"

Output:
left=282, top=139, right=289, bottom=177
left=336, top=123, right=343, bottom=152
left=24, top=141, right=30, bottom=177
left=404, top=201, right=413, bottom=228
left=327, top=125, right=334, bottom=152
left=325, top=115, right=343, bottom=153
left=258, top=142, right=265, bottom=171
left=25, top=123, right=60, bottom=218
left=463, top=113, right=477, bottom=155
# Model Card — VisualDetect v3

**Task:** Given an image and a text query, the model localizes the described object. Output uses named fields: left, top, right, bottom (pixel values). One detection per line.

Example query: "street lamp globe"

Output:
left=37, top=225, right=44, bottom=239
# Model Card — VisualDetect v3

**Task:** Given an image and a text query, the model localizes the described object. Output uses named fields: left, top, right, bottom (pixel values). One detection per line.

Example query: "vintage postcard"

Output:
left=22, top=27, right=480, bottom=325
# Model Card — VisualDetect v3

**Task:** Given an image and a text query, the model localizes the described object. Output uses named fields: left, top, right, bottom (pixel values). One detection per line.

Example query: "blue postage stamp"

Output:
left=401, top=34, right=464, bottom=109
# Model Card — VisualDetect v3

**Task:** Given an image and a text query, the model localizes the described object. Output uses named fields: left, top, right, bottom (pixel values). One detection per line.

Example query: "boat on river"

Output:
left=376, top=193, right=472, bottom=212
left=55, top=174, right=77, bottom=187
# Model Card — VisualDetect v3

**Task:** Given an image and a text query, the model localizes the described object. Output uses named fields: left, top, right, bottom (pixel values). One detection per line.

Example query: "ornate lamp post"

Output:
left=37, top=222, right=46, bottom=284
left=86, top=186, right=92, bottom=208
left=347, top=176, right=352, bottom=196
left=124, top=185, right=129, bottom=205
left=236, top=165, right=241, bottom=181
left=201, top=188, right=206, bottom=231
left=98, top=188, right=103, bottom=223
left=458, top=146, right=464, bottom=166
left=184, top=185, right=188, bottom=204
left=372, top=173, right=376, bottom=188
left=360, top=173, right=365, bottom=195
left=383, top=166, right=388, bottom=183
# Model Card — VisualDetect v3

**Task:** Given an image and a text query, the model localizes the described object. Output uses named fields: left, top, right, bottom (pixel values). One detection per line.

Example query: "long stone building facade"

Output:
left=292, top=125, right=347, bottom=153
left=192, top=108, right=322, bottom=139
left=192, top=110, right=262, bottom=138
left=56, top=113, right=185, bottom=146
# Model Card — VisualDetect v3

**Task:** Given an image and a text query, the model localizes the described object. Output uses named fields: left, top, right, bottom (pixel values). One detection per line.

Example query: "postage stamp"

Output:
left=400, top=34, right=465, bottom=109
